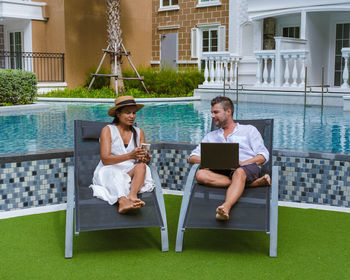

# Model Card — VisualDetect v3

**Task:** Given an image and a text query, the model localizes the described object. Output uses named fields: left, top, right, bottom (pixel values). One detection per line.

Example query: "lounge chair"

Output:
left=175, top=119, right=278, bottom=257
left=65, top=120, right=169, bottom=258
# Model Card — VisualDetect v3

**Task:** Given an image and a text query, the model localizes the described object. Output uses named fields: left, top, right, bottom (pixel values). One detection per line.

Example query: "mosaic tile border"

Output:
left=1, top=145, right=349, bottom=211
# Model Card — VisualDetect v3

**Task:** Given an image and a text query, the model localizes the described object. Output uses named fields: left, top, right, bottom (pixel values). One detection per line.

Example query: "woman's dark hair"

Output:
left=112, top=107, right=138, bottom=147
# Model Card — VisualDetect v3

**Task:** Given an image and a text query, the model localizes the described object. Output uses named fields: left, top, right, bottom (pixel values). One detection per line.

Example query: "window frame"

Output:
left=282, top=26, right=300, bottom=39
left=196, top=0, right=221, bottom=8
left=202, top=28, right=218, bottom=53
left=158, top=0, right=180, bottom=12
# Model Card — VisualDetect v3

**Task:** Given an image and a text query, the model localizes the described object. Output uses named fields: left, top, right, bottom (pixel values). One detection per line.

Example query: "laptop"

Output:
left=200, top=143, right=239, bottom=170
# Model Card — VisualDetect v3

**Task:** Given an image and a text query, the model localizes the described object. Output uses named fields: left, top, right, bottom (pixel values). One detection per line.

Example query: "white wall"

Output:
left=3, top=19, right=32, bottom=52
left=241, top=23, right=254, bottom=56
left=275, top=14, right=301, bottom=36
left=305, top=12, right=330, bottom=86
left=248, top=0, right=350, bottom=13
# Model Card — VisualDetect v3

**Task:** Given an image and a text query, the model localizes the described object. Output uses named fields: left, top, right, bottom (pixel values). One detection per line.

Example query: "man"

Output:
left=189, top=96, right=270, bottom=220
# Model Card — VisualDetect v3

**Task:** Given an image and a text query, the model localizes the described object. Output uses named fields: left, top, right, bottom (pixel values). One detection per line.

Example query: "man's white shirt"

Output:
left=190, top=123, right=269, bottom=164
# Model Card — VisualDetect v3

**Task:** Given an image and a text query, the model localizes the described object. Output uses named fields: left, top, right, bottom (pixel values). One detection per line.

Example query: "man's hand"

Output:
left=189, top=155, right=201, bottom=164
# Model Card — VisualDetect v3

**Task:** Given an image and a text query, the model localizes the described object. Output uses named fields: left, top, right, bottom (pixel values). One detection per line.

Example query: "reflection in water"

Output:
left=0, top=101, right=349, bottom=154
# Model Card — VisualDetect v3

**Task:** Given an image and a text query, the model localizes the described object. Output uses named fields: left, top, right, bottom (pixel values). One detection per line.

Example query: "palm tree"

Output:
left=106, top=0, right=124, bottom=94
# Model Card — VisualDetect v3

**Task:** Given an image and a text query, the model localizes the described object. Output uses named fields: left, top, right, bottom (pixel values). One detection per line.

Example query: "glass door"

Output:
left=9, top=32, right=23, bottom=69
left=334, top=23, right=350, bottom=86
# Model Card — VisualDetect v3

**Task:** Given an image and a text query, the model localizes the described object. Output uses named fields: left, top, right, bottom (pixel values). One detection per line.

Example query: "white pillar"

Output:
left=255, top=56, right=262, bottom=86
left=283, top=54, right=290, bottom=87
left=203, top=57, right=209, bottom=85
left=223, top=59, right=229, bottom=84
left=300, top=55, right=306, bottom=87
left=234, top=59, right=239, bottom=87
left=215, top=57, right=221, bottom=85
left=209, top=57, right=215, bottom=84
left=263, top=56, right=269, bottom=86
left=341, top=54, right=349, bottom=88
left=291, top=54, right=299, bottom=87
left=270, top=56, right=275, bottom=86
left=229, top=58, right=234, bottom=86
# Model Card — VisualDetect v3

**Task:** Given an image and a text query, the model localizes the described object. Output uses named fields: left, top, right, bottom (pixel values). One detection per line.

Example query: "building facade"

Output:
left=152, top=0, right=229, bottom=69
left=0, top=0, right=152, bottom=90
left=152, top=0, right=350, bottom=92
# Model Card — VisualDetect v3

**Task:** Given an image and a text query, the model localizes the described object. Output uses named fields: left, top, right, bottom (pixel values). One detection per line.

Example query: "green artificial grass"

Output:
left=0, top=195, right=349, bottom=280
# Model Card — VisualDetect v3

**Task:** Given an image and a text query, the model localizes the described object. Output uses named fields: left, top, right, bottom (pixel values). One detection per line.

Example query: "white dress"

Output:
left=90, top=124, right=155, bottom=205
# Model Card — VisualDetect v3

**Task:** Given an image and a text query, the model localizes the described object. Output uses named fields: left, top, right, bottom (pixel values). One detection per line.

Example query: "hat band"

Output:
left=116, top=99, right=136, bottom=106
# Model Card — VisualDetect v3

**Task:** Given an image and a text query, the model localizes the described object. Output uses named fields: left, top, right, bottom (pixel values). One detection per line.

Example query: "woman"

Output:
left=90, top=96, right=154, bottom=214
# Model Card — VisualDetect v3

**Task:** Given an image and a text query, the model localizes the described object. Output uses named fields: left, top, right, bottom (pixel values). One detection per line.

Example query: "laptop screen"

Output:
left=200, top=143, right=239, bottom=170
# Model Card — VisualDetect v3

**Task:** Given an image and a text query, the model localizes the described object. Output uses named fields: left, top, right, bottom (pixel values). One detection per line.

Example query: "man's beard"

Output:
left=214, top=117, right=228, bottom=128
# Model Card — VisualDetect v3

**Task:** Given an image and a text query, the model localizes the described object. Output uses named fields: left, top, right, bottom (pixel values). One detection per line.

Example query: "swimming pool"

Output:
left=0, top=100, right=350, bottom=154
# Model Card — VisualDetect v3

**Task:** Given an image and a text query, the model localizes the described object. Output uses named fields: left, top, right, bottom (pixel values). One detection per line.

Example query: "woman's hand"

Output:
left=129, top=147, right=147, bottom=161
left=139, top=152, right=152, bottom=164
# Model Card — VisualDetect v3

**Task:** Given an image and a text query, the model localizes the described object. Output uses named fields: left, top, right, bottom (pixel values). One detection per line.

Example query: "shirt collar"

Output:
left=217, top=123, right=239, bottom=136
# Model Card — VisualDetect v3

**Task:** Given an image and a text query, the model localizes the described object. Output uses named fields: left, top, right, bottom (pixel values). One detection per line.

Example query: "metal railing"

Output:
left=0, top=51, right=65, bottom=82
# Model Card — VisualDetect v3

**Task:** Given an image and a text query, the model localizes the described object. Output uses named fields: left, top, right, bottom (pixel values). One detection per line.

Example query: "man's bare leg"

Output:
left=127, top=163, right=146, bottom=207
left=247, top=174, right=271, bottom=188
left=196, top=168, right=246, bottom=220
left=215, top=168, right=246, bottom=220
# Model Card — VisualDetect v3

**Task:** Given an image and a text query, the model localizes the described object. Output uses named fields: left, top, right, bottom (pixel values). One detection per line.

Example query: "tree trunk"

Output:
left=106, top=0, right=124, bottom=94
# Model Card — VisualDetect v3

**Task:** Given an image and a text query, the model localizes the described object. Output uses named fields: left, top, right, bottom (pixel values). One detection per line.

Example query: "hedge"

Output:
left=123, top=67, right=204, bottom=97
left=0, top=69, right=37, bottom=105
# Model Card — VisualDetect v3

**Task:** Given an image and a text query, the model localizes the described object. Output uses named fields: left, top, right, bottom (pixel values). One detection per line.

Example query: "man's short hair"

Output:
left=211, top=96, right=234, bottom=116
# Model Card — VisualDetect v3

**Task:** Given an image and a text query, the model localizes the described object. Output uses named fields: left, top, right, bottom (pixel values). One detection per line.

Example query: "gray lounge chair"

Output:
left=65, top=120, right=168, bottom=258
left=175, top=119, right=278, bottom=257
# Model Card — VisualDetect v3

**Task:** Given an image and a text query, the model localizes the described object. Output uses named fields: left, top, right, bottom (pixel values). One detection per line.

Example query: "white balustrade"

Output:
left=200, top=52, right=241, bottom=88
left=254, top=51, right=276, bottom=87
left=280, top=50, right=308, bottom=88
left=341, top=48, right=350, bottom=88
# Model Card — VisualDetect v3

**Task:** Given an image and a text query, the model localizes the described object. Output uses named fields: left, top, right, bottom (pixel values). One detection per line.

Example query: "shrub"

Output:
left=123, top=66, right=204, bottom=97
left=84, top=67, right=110, bottom=89
left=0, top=69, right=37, bottom=105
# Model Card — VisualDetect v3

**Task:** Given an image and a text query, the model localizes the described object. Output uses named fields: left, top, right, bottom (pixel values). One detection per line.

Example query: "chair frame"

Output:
left=65, top=120, right=168, bottom=258
left=175, top=119, right=278, bottom=257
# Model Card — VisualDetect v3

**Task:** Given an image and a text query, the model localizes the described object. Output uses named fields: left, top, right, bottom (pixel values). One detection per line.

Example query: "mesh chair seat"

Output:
left=65, top=120, right=168, bottom=258
left=175, top=119, right=278, bottom=257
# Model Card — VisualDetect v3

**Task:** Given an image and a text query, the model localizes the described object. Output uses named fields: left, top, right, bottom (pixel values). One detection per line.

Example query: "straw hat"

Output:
left=108, top=96, right=144, bottom=117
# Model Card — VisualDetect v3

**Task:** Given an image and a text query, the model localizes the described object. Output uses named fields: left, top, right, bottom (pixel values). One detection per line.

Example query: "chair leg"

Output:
left=175, top=164, right=199, bottom=252
left=269, top=165, right=279, bottom=257
left=150, top=166, right=169, bottom=252
left=65, top=165, right=75, bottom=258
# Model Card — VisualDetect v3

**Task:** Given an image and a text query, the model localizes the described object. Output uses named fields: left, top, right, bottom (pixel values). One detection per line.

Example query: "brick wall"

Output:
left=152, top=0, right=229, bottom=63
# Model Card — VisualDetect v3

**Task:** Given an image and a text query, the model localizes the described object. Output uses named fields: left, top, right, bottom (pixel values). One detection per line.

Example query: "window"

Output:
left=202, top=29, right=218, bottom=52
left=282, top=26, right=300, bottom=38
left=197, top=0, right=221, bottom=8
left=191, top=25, right=225, bottom=58
left=159, top=0, right=179, bottom=12
left=334, top=23, right=350, bottom=86
left=9, top=32, right=22, bottom=69
left=161, top=0, right=178, bottom=7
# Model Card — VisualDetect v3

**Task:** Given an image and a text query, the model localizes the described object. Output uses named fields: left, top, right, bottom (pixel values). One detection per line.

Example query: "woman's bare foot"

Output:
left=128, top=195, right=146, bottom=207
left=216, top=205, right=230, bottom=220
left=118, top=196, right=142, bottom=214
left=247, top=174, right=271, bottom=187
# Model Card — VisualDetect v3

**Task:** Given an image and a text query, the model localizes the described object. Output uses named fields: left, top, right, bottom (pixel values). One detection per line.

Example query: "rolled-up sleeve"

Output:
left=189, top=134, right=210, bottom=158
left=249, top=126, right=269, bottom=164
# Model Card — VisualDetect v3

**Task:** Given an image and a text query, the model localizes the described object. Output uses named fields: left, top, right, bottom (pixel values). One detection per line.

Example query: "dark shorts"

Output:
left=212, top=163, right=260, bottom=184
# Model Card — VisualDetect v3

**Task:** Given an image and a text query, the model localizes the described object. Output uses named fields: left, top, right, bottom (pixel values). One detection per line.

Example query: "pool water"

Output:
left=0, top=101, right=350, bottom=154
